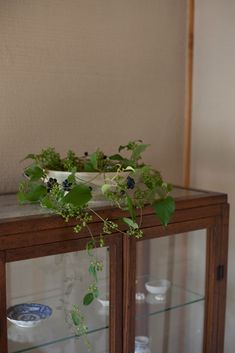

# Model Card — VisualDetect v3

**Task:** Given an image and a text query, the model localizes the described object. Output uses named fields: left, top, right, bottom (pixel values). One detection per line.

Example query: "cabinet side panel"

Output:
left=217, top=204, right=229, bottom=352
left=204, top=208, right=229, bottom=353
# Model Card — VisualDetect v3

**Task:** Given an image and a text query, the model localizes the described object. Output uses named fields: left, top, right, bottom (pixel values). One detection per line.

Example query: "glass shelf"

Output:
left=8, top=281, right=204, bottom=353
left=9, top=328, right=108, bottom=353
left=137, top=303, right=204, bottom=353
left=8, top=285, right=204, bottom=353
left=7, top=249, right=109, bottom=353
left=8, top=292, right=109, bottom=353
left=136, top=281, right=204, bottom=320
left=135, top=230, right=206, bottom=353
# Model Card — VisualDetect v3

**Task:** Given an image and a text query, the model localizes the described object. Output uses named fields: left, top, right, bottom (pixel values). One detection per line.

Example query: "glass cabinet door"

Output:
left=7, top=247, right=109, bottom=353
left=135, top=230, right=206, bottom=353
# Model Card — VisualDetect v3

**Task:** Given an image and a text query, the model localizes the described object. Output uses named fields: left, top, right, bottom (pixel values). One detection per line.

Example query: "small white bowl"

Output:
left=145, top=279, right=171, bottom=295
left=97, top=296, right=109, bottom=307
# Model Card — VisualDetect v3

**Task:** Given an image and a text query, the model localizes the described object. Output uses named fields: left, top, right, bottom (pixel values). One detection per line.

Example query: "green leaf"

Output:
left=17, top=191, right=28, bottom=203
left=109, top=154, right=125, bottom=161
left=125, top=166, right=135, bottom=172
left=67, top=173, right=76, bottom=184
left=21, top=154, right=36, bottom=162
left=41, top=195, right=54, bottom=209
left=83, top=292, right=94, bottom=306
left=89, top=264, right=97, bottom=281
left=18, top=183, right=47, bottom=203
left=131, top=144, right=149, bottom=162
left=89, top=152, right=98, bottom=170
left=63, top=184, right=92, bottom=207
left=71, top=311, right=80, bottom=326
left=122, top=217, right=139, bottom=229
left=153, top=196, right=175, bottom=226
left=93, top=287, right=99, bottom=298
left=101, top=184, right=112, bottom=194
left=126, top=195, right=136, bottom=221
left=84, top=161, right=96, bottom=172
left=118, top=144, right=127, bottom=153
left=86, top=240, right=95, bottom=256
left=25, top=165, right=44, bottom=181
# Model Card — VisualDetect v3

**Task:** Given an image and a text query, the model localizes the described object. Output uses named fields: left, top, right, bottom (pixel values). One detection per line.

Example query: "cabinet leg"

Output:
left=204, top=204, right=229, bottom=353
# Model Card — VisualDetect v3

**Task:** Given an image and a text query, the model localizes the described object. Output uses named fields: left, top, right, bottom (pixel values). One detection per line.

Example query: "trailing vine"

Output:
left=18, top=140, right=175, bottom=346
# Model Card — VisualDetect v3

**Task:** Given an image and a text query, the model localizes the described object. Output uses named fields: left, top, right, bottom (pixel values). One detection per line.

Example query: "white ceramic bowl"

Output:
left=45, top=170, right=129, bottom=200
left=46, top=170, right=121, bottom=186
left=97, top=296, right=109, bottom=307
left=145, top=279, right=171, bottom=295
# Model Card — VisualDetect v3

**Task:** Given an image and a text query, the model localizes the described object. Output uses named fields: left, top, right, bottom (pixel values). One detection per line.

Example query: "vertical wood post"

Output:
left=216, top=204, right=229, bottom=352
left=204, top=204, right=229, bottom=353
left=109, top=235, right=123, bottom=353
left=184, top=0, right=195, bottom=187
left=123, top=236, right=136, bottom=353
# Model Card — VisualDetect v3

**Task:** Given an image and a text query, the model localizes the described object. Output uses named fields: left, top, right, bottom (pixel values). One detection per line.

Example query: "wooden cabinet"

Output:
left=0, top=187, right=229, bottom=353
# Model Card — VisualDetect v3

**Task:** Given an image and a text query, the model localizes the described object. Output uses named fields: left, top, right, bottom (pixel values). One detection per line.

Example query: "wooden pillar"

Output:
left=183, top=0, right=195, bottom=187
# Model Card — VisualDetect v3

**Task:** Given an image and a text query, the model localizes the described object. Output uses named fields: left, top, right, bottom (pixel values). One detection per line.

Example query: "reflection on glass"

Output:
left=136, top=230, right=206, bottom=353
left=0, top=187, right=207, bottom=220
left=7, top=247, right=109, bottom=353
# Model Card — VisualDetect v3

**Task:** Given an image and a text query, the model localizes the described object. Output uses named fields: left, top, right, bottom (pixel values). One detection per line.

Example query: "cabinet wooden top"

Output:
left=0, top=187, right=227, bottom=224
left=0, top=187, right=227, bottom=254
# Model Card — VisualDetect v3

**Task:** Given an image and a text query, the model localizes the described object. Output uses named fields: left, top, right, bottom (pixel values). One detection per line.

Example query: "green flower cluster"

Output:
left=18, top=140, right=175, bottom=347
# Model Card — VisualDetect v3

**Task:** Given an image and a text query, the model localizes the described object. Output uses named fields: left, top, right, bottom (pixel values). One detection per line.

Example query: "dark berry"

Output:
left=84, top=152, right=88, bottom=156
left=126, top=176, right=135, bottom=189
left=47, top=178, right=58, bottom=191
left=62, top=179, right=72, bottom=191
left=89, top=186, right=93, bottom=191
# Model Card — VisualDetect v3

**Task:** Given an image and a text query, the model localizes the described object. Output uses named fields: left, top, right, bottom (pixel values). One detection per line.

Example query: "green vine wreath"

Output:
left=18, top=140, right=175, bottom=346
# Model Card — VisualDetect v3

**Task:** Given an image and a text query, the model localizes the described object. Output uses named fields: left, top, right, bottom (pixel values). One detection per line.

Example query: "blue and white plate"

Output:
left=7, top=303, right=53, bottom=328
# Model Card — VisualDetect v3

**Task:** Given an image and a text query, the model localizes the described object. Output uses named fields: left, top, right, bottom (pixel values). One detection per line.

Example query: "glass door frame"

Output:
left=123, top=203, right=229, bottom=353
left=0, top=232, right=123, bottom=353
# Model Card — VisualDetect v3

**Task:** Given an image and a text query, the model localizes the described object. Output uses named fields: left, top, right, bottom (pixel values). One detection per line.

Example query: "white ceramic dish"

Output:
left=97, top=296, right=109, bottom=307
left=45, top=170, right=129, bottom=200
left=145, top=279, right=171, bottom=295
left=7, top=303, right=52, bottom=328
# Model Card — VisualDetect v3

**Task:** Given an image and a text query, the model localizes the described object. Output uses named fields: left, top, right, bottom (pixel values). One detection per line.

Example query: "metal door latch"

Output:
left=216, top=265, right=225, bottom=281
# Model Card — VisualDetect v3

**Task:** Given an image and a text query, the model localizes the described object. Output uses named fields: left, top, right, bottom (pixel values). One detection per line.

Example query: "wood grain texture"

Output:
left=109, top=235, right=123, bottom=353
left=216, top=204, right=229, bottom=353
left=183, top=0, right=195, bottom=187
left=0, top=189, right=229, bottom=353
left=123, top=236, right=136, bottom=353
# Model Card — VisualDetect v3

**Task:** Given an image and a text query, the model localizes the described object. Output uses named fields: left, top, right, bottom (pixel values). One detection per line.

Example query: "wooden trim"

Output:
left=216, top=204, right=229, bottom=352
left=203, top=225, right=220, bottom=353
left=0, top=203, right=221, bottom=252
left=183, top=0, right=195, bottom=187
left=203, top=204, right=229, bottom=353
left=0, top=192, right=229, bottom=352
left=123, top=236, right=136, bottom=353
left=5, top=233, right=115, bottom=262
left=0, top=193, right=228, bottom=237
left=109, top=235, right=123, bottom=353
left=137, top=217, right=216, bottom=242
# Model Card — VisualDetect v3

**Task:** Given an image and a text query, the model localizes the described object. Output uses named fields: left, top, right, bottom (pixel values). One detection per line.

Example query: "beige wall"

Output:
left=0, top=0, right=187, bottom=193
left=192, top=1, right=235, bottom=352
left=1, top=1, right=189, bottom=352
